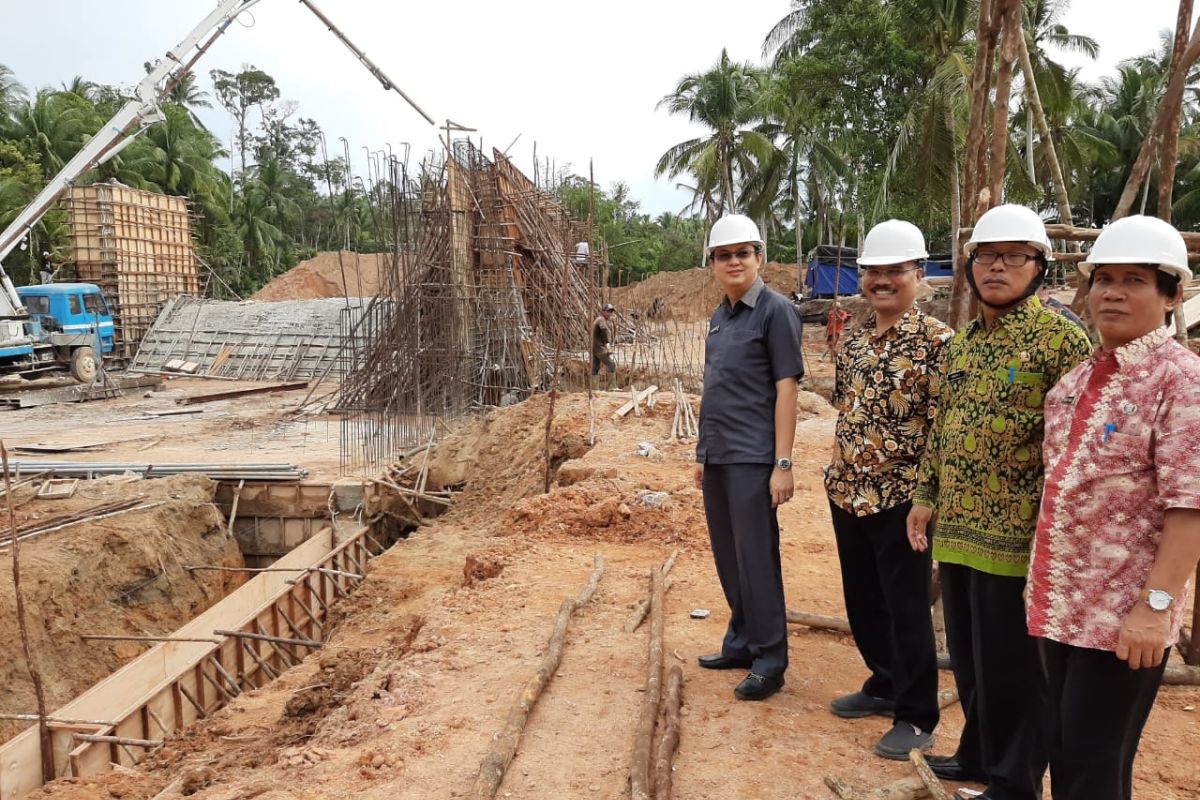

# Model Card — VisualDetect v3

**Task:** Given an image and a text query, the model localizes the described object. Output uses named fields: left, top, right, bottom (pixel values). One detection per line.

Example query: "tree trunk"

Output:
left=1017, top=34, right=1074, bottom=227
left=947, top=105, right=966, bottom=329
left=960, top=0, right=998, bottom=224
left=1115, top=14, right=1200, bottom=220
left=1158, top=0, right=1195, bottom=223
left=987, top=0, right=1022, bottom=204
left=794, top=151, right=804, bottom=295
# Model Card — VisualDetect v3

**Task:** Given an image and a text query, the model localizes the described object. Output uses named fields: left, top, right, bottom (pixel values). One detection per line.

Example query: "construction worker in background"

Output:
left=591, top=303, right=617, bottom=390
left=1026, top=216, right=1200, bottom=800
left=906, top=204, right=1092, bottom=799
left=825, top=220, right=953, bottom=759
left=694, top=213, right=804, bottom=702
left=824, top=299, right=851, bottom=359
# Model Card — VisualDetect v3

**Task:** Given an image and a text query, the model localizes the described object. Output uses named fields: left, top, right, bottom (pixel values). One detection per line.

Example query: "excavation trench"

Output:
left=0, top=473, right=400, bottom=799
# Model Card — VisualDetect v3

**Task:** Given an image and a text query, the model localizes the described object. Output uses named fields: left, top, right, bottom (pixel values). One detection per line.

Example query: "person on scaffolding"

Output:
left=591, top=303, right=618, bottom=390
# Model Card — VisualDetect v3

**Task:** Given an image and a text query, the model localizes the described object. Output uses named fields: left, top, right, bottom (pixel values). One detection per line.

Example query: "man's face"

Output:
left=860, top=261, right=922, bottom=315
left=709, top=242, right=763, bottom=295
left=971, top=242, right=1042, bottom=306
left=1088, top=264, right=1179, bottom=347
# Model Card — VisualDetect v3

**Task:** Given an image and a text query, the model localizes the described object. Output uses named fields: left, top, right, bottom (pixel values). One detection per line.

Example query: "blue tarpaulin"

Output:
left=924, top=253, right=954, bottom=278
left=804, top=246, right=859, bottom=297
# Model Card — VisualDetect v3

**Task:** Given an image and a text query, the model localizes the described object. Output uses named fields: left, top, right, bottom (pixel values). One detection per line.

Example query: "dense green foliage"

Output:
left=656, top=0, right=1200, bottom=262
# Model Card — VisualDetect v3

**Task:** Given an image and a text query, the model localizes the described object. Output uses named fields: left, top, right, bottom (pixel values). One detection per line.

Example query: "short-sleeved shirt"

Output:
left=697, top=278, right=805, bottom=465
left=1027, top=327, right=1200, bottom=651
left=825, top=309, right=954, bottom=516
left=913, top=297, right=1092, bottom=576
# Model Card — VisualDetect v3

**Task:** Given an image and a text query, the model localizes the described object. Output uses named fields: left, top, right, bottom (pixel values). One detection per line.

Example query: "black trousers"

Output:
left=702, top=463, right=788, bottom=678
left=1040, top=638, right=1168, bottom=800
left=941, top=562, right=1047, bottom=800
left=830, top=500, right=939, bottom=732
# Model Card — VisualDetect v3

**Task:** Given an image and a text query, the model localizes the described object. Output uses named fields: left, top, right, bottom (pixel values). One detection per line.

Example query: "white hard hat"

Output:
left=707, top=214, right=765, bottom=254
left=858, top=219, right=929, bottom=266
left=965, top=204, right=1054, bottom=261
left=1078, top=215, right=1192, bottom=284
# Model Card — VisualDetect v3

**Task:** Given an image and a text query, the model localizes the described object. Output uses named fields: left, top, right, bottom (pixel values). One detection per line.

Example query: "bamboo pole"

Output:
left=651, top=665, right=683, bottom=800
left=987, top=0, right=1022, bottom=204
left=472, top=555, right=604, bottom=799
left=2, top=443, right=54, bottom=783
left=630, top=568, right=666, bottom=800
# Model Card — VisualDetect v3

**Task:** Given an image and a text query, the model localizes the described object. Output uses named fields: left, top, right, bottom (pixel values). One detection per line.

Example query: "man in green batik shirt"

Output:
left=906, top=205, right=1091, bottom=800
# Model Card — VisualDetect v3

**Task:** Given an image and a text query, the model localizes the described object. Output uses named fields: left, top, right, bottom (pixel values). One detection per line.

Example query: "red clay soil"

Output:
left=27, top=392, right=1200, bottom=800
left=251, top=251, right=394, bottom=301
left=610, top=262, right=802, bottom=321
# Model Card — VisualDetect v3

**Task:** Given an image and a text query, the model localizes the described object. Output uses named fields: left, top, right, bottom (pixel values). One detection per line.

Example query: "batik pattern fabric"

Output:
left=825, top=309, right=953, bottom=516
left=913, top=298, right=1092, bottom=577
left=1027, top=327, right=1200, bottom=650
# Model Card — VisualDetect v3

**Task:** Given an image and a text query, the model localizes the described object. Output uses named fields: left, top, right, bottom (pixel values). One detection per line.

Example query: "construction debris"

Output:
left=176, top=381, right=309, bottom=405
left=3, top=461, right=307, bottom=481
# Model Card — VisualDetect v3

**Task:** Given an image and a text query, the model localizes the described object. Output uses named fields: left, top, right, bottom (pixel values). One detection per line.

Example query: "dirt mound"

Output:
left=252, top=251, right=399, bottom=301
left=610, top=262, right=801, bottom=321
left=0, top=474, right=241, bottom=742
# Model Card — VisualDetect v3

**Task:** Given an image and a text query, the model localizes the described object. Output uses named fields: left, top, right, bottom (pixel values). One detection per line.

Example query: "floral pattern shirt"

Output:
left=1027, top=327, right=1200, bottom=651
left=913, top=298, right=1092, bottom=576
left=825, top=309, right=954, bottom=516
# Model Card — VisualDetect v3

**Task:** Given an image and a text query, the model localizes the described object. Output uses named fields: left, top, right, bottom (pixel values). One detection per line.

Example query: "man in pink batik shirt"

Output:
left=1027, top=215, right=1200, bottom=800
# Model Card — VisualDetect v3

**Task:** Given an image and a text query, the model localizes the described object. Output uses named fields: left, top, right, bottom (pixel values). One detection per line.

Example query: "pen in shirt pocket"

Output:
left=1103, top=423, right=1117, bottom=443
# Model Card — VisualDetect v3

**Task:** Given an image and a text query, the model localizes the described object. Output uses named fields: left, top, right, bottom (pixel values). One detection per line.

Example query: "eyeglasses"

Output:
left=974, top=251, right=1039, bottom=267
left=710, top=247, right=761, bottom=264
left=861, top=266, right=921, bottom=280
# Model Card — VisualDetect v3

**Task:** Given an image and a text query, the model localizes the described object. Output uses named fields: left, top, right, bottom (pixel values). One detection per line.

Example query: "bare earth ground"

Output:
left=11, top=385, right=1196, bottom=800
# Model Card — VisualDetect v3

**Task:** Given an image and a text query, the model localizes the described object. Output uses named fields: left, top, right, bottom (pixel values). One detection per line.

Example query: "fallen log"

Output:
left=630, top=568, right=666, bottom=800
left=909, top=750, right=953, bottom=800
left=824, top=775, right=931, bottom=800
left=652, top=665, right=683, bottom=800
left=787, top=610, right=852, bottom=634
left=471, top=554, right=605, bottom=799
left=624, top=549, right=680, bottom=633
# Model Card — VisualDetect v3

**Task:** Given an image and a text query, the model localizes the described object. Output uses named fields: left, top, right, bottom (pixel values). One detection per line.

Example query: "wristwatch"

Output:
left=775, top=457, right=792, bottom=471
left=1140, top=588, right=1175, bottom=612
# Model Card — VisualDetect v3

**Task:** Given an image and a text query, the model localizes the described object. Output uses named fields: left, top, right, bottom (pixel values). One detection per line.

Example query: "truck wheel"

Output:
left=70, top=346, right=98, bottom=383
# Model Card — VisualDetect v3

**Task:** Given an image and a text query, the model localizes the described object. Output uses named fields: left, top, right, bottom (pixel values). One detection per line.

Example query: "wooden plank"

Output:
left=175, top=381, right=310, bottom=406
left=1181, top=291, right=1200, bottom=331
left=612, top=385, right=658, bottom=419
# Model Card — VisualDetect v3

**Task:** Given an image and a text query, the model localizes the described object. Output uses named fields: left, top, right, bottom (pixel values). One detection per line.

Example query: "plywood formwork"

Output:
left=0, top=526, right=380, bottom=800
left=67, top=183, right=200, bottom=358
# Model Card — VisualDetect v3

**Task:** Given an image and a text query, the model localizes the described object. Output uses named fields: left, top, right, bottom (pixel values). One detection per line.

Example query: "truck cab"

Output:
left=14, top=283, right=115, bottom=381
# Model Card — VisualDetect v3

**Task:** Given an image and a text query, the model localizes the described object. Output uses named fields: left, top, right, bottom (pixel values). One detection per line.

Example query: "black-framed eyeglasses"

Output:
left=710, top=246, right=762, bottom=264
left=860, top=265, right=922, bottom=280
left=974, top=251, right=1038, bottom=267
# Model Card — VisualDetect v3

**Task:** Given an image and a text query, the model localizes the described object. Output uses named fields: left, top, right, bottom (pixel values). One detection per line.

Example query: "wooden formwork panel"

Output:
left=66, top=184, right=200, bottom=355
left=0, top=528, right=379, bottom=799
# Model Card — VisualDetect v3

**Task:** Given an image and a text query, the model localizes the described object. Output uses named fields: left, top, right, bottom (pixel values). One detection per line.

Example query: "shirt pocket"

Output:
left=1093, top=431, right=1153, bottom=475
left=722, top=329, right=767, bottom=373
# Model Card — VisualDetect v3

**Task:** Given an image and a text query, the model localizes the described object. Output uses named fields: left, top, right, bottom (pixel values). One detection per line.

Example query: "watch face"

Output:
left=1148, top=590, right=1172, bottom=611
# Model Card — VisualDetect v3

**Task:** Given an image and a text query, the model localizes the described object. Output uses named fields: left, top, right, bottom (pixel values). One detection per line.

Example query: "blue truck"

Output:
left=0, top=283, right=115, bottom=383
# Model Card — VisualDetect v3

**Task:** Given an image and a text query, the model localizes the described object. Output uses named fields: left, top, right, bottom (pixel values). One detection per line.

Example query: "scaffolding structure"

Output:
left=335, top=141, right=605, bottom=472
left=66, top=183, right=201, bottom=359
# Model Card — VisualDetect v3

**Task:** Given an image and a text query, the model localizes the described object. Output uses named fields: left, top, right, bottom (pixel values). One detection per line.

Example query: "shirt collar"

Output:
left=865, top=307, right=921, bottom=339
left=1098, top=325, right=1173, bottom=371
left=966, top=295, right=1042, bottom=337
left=723, top=277, right=766, bottom=310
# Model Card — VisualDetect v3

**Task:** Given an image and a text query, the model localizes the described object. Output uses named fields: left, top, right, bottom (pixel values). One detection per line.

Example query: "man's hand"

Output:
left=1115, top=603, right=1171, bottom=669
left=770, top=468, right=794, bottom=509
left=694, top=463, right=704, bottom=490
left=907, top=505, right=933, bottom=552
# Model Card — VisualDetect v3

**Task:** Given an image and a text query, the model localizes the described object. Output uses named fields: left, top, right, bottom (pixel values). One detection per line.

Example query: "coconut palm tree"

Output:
left=4, top=89, right=96, bottom=180
left=0, top=64, right=26, bottom=122
left=654, top=49, right=776, bottom=219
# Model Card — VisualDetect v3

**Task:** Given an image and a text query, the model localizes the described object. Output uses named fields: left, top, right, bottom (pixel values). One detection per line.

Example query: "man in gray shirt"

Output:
left=695, top=214, right=805, bottom=701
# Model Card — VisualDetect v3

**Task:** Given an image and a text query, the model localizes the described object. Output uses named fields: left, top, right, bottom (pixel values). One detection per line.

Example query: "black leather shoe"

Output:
left=926, top=754, right=986, bottom=783
left=697, top=653, right=753, bottom=670
left=830, top=690, right=896, bottom=719
left=734, top=672, right=784, bottom=701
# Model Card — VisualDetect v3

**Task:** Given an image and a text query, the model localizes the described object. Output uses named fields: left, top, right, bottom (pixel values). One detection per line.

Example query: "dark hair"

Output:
left=1087, top=266, right=1182, bottom=325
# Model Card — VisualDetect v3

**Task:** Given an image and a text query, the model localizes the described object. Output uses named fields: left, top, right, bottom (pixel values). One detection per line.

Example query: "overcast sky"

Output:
left=0, top=1, right=1194, bottom=217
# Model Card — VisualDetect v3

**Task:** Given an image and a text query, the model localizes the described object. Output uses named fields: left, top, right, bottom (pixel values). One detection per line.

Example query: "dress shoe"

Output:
left=697, top=653, right=753, bottom=670
left=734, top=672, right=784, bottom=701
left=830, top=690, right=896, bottom=719
left=926, top=754, right=986, bottom=783
left=873, top=720, right=933, bottom=760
